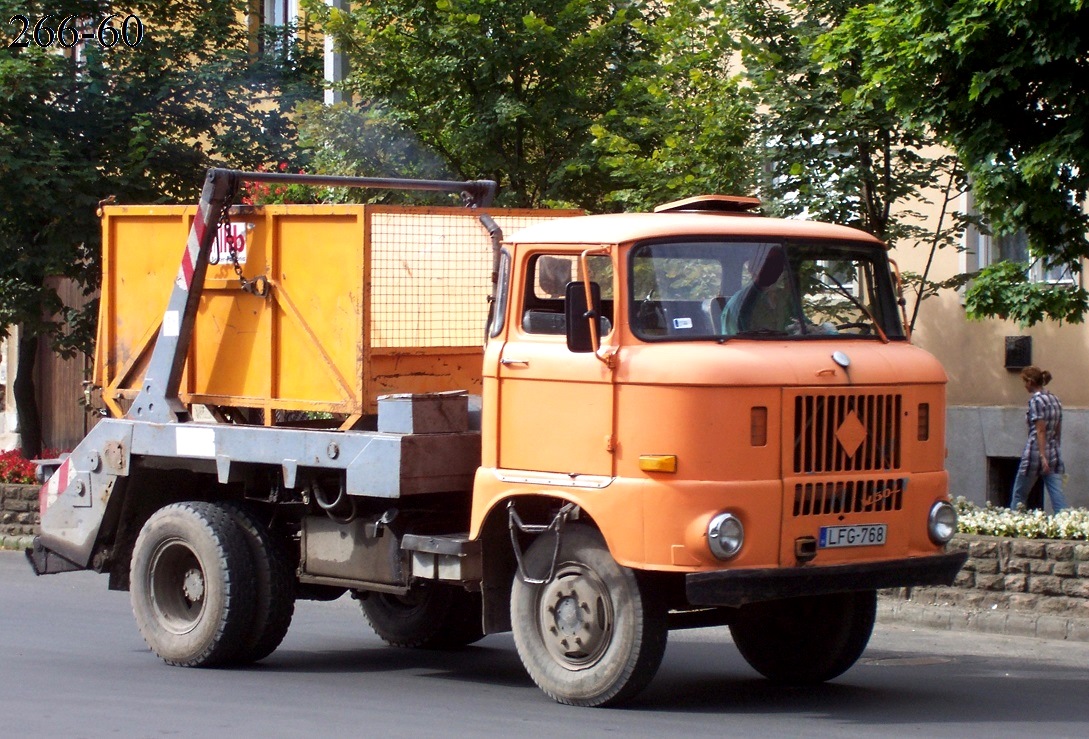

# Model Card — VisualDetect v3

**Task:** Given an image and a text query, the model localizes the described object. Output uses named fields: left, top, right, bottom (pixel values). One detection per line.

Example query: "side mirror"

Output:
left=565, top=281, right=602, bottom=353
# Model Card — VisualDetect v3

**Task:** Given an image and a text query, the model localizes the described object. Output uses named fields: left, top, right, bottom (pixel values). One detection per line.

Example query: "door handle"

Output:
left=500, top=358, right=529, bottom=366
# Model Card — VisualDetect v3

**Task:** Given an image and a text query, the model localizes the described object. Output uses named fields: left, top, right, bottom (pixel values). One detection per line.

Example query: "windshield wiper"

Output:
left=822, top=273, right=889, bottom=343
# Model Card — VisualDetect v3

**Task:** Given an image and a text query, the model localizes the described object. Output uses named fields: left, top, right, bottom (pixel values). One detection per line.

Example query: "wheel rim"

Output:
left=536, top=562, right=614, bottom=670
left=147, top=537, right=206, bottom=635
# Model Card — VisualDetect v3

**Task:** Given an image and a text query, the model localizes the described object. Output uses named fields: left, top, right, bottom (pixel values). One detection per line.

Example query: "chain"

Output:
left=216, top=180, right=269, bottom=299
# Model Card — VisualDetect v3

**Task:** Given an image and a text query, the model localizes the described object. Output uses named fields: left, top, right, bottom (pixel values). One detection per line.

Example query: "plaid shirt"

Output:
left=1018, top=390, right=1064, bottom=477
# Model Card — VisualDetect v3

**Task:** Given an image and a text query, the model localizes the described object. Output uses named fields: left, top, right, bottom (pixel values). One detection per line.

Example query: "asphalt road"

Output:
left=3, top=550, right=1088, bottom=738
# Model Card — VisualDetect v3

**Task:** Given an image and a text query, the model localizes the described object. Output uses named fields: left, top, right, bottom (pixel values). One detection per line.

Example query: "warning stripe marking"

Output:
left=39, top=458, right=73, bottom=515
left=175, top=203, right=209, bottom=291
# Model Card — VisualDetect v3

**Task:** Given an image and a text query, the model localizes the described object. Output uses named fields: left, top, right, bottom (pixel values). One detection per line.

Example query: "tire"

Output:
left=510, top=524, right=667, bottom=707
left=130, top=502, right=256, bottom=667
left=730, top=589, right=877, bottom=684
left=358, top=583, right=484, bottom=649
left=221, top=503, right=296, bottom=664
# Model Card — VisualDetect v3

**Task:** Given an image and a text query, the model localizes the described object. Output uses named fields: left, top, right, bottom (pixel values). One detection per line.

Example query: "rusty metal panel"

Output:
left=301, top=515, right=405, bottom=585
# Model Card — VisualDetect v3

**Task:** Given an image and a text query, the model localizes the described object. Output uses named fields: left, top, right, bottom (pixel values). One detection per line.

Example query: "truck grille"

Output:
left=792, top=392, right=902, bottom=473
left=793, top=478, right=905, bottom=517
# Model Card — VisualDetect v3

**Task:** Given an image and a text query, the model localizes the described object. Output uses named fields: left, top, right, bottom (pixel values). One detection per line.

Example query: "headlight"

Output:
left=707, top=513, right=744, bottom=560
left=928, top=501, right=957, bottom=544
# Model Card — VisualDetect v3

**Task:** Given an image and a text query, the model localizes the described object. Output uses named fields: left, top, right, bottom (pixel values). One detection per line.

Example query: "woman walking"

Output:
left=1010, top=366, right=1069, bottom=513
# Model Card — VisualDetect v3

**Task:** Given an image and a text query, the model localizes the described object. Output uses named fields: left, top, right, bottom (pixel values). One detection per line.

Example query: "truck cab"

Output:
left=467, top=196, right=962, bottom=704
left=476, top=196, right=950, bottom=572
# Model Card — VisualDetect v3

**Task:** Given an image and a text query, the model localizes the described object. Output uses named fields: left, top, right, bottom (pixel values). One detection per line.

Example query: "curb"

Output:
left=878, top=594, right=1089, bottom=643
left=0, top=535, right=33, bottom=552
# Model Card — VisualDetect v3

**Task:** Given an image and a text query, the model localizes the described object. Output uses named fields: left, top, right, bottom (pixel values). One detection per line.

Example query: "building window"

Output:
left=981, top=230, right=1076, bottom=284
left=264, top=0, right=298, bottom=28
left=960, top=191, right=1079, bottom=285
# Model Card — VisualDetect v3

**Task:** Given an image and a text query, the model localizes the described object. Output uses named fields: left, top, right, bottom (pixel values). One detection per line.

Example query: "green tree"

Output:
left=309, top=0, right=658, bottom=209
left=729, top=0, right=973, bottom=332
left=590, top=0, right=755, bottom=211
left=829, top=0, right=1089, bottom=326
left=0, top=0, right=321, bottom=456
left=307, top=1, right=757, bottom=211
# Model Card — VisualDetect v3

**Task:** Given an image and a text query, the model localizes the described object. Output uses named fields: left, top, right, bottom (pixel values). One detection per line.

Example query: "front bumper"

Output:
left=686, top=551, right=968, bottom=607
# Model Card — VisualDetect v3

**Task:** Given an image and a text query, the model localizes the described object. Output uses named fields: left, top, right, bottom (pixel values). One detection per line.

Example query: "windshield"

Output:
left=629, top=240, right=904, bottom=341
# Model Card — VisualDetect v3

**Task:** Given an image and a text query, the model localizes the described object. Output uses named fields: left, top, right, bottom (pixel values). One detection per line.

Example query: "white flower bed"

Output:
left=954, top=497, right=1089, bottom=540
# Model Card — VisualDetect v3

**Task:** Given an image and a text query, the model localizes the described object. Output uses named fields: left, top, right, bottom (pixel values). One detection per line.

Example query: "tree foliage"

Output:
left=306, top=0, right=756, bottom=211
left=589, top=0, right=755, bottom=211
left=829, top=0, right=1089, bottom=324
left=311, top=0, right=730, bottom=210
left=0, top=0, right=321, bottom=453
left=964, top=259, right=1088, bottom=328
left=243, top=100, right=463, bottom=206
left=727, top=0, right=974, bottom=332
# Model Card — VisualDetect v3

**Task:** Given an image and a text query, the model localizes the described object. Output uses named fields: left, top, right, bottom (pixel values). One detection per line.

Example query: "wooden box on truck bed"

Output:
left=94, top=203, right=572, bottom=427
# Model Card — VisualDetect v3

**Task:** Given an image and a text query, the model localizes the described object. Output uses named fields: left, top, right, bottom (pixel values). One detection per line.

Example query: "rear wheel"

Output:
left=130, top=502, right=256, bottom=667
left=221, top=503, right=296, bottom=664
left=511, top=524, right=667, bottom=707
left=358, top=583, right=484, bottom=649
left=730, top=590, right=877, bottom=684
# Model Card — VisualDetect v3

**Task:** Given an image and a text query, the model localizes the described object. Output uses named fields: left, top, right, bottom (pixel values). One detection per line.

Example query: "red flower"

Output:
left=0, top=449, right=37, bottom=485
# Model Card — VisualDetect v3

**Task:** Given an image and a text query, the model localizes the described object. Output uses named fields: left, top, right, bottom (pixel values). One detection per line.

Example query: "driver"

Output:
left=721, top=246, right=793, bottom=334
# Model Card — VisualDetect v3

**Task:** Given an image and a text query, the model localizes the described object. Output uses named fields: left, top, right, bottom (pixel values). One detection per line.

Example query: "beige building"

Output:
left=894, top=192, right=1087, bottom=511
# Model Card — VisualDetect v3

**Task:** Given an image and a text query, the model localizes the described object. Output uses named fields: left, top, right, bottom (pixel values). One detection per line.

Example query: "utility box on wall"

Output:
left=1005, top=336, right=1032, bottom=371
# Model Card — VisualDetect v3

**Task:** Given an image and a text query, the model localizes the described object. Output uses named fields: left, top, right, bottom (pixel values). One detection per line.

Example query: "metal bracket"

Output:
left=508, top=501, right=577, bottom=585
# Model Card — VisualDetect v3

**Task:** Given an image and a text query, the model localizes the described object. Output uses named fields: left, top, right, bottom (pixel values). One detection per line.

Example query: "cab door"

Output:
left=496, top=252, right=616, bottom=476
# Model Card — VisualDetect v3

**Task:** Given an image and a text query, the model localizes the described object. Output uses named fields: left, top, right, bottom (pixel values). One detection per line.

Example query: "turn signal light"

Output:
left=639, top=455, right=678, bottom=473
left=918, top=403, right=930, bottom=441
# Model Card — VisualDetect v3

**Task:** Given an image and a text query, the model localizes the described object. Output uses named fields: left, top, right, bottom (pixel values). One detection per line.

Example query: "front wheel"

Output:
left=511, top=524, right=667, bottom=707
left=130, top=502, right=256, bottom=667
left=730, top=589, right=877, bottom=684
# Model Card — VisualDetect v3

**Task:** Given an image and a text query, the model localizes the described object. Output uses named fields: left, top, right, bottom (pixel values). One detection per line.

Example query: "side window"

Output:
left=522, top=254, right=613, bottom=335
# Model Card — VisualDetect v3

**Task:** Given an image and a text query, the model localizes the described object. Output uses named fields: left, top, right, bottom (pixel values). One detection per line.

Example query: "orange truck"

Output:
left=28, top=169, right=966, bottom=707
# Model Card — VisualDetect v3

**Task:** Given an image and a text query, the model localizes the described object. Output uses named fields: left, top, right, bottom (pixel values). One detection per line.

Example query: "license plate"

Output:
left=818, top=524, right=887, bottom=549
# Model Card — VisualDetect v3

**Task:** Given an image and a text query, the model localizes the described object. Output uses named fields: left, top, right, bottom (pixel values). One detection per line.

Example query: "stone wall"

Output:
left=884, top=534, right=1089, bottom=640
left=0, top=483, right=38, bottom=546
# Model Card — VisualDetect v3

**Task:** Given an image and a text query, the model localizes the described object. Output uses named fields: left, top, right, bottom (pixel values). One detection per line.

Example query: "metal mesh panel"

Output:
left=369, top=209, right=570, bottom=348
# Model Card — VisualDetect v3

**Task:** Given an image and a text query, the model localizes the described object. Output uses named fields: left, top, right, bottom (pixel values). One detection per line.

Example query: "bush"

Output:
left=0, top=449, right=37, bottom=485
left=954, top=496, right=1089, bottom=540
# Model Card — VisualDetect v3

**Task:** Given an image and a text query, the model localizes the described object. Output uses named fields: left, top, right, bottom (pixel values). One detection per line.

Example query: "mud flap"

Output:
left=25, top=538, right=85, bottom=576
